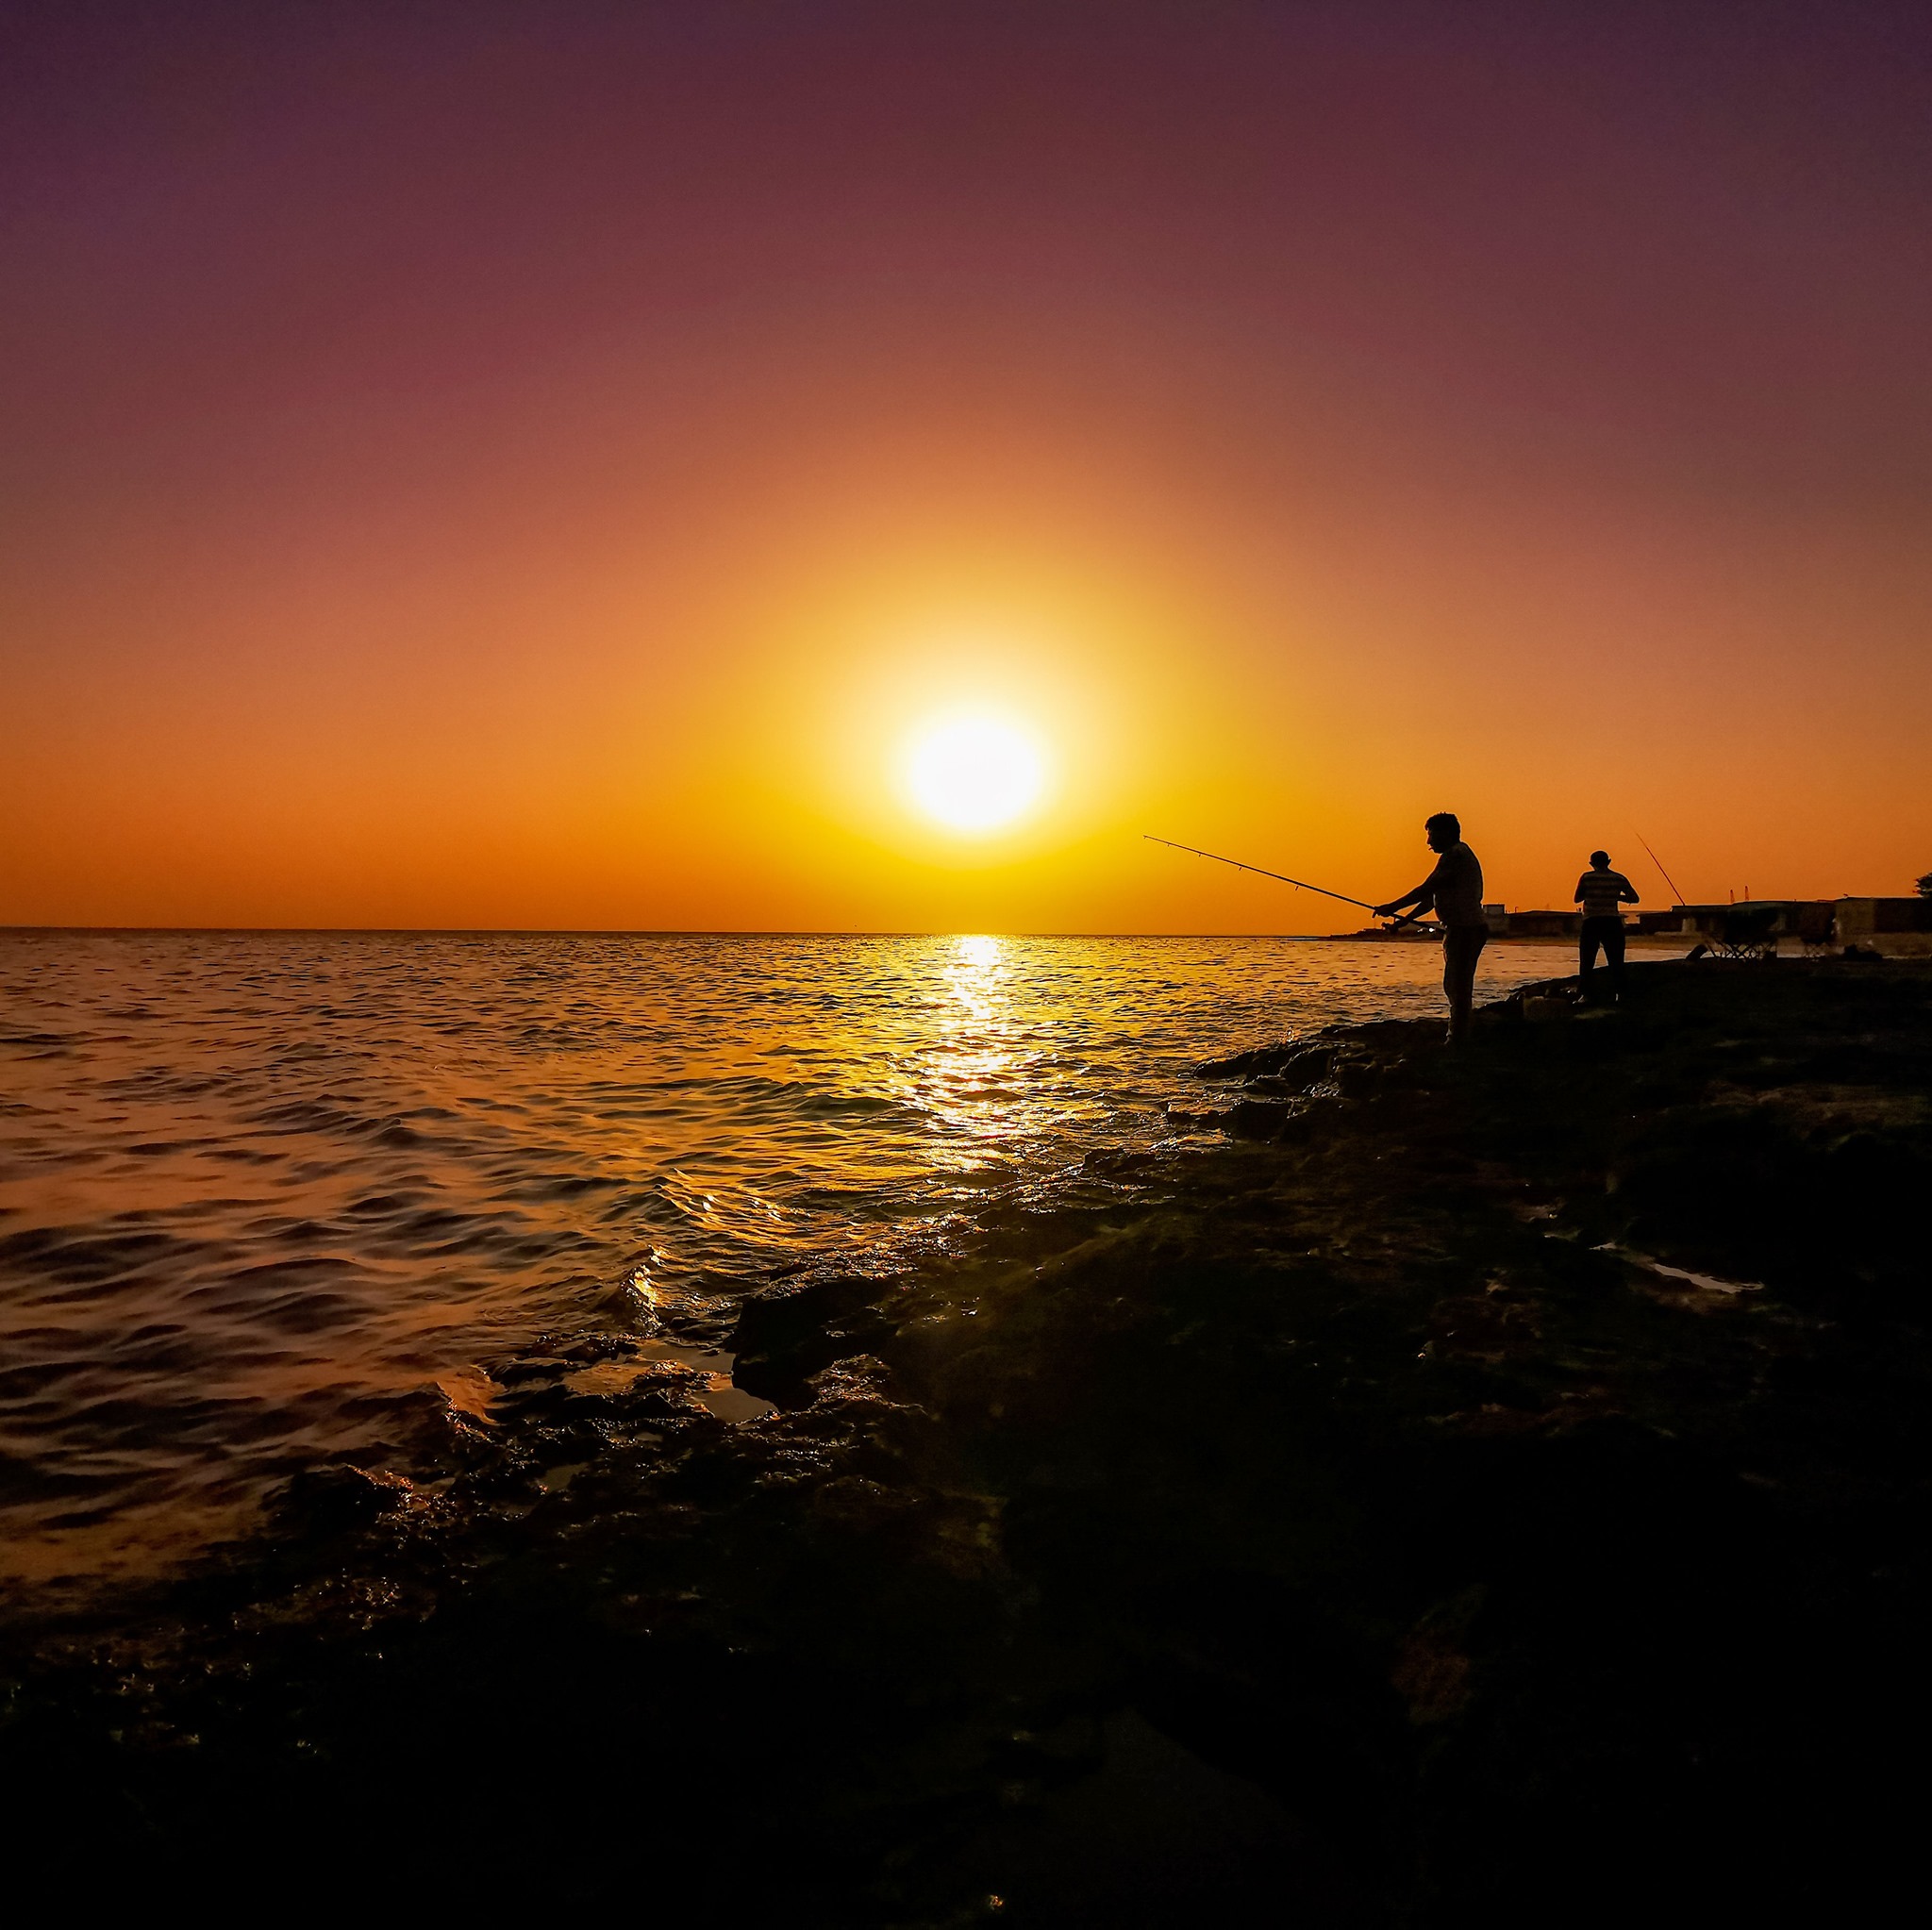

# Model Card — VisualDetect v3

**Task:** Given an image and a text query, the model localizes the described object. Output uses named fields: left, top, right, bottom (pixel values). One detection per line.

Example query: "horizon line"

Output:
left=0, top=923, right=1727, bottom=941
left=2, top=923, right=1371, bottom=940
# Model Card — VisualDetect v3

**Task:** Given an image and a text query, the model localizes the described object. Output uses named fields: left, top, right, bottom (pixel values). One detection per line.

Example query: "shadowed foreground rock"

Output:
left=3, top=961, right=1928, bottom=1922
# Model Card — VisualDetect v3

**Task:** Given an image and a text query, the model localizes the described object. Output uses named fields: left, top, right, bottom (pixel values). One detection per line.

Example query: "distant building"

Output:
left=1643, top=902, right=1833, bottom=944
left=1633, top=907, right=1690, bottom=936
left=1836, top=897, right=1932, bottom=957
left=1327, top=896, right=1931, bottom=954
left=1504, top=908, right=1581, bottom=939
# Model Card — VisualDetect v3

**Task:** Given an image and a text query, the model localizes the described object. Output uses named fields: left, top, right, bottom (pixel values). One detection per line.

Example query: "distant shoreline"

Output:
left=1307, top=931, right=1696, bottom=946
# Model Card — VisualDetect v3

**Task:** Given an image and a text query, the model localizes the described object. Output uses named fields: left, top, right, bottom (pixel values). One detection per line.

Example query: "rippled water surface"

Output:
left=1, top=930, right=1574, bottom=1592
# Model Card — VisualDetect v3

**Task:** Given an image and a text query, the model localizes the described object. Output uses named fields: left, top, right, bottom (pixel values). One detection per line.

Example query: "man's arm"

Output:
left=1374, top=873, right=1439, bottom=920
left=1574, top=874, right=1589, bottom=905
left=1620, top=875, right=1641, bottom=904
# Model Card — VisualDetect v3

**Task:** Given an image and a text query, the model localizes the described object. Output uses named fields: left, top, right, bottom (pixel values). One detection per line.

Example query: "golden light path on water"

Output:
left=922, top=934, right=1035, bottom=1158
left=0, top=929, right=1610, bottom=1595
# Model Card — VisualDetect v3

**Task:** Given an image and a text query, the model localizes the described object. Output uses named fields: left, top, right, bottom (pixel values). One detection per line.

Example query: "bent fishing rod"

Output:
left=1143, top=836, right=1428, bottom=929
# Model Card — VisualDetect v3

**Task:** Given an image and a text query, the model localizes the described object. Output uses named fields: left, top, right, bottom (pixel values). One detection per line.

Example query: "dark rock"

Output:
left=1193, top=1040, right=1335, bottom=1083
left=273, top=1463, right=413, bottom=1533
left=1224, top=1097, right=1299, bottom=1139
left=730, top=1271, right=899, bottom=1404
left=492, top=1356, right=571, bottom=1387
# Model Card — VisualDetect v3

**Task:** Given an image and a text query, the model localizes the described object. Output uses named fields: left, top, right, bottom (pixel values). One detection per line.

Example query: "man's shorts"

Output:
left=1442, top=925, right=1488, bottom=988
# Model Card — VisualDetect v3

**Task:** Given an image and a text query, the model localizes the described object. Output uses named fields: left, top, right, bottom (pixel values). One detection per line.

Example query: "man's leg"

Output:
left=1606, top=922, right=1626, bottom=998
left=1579, top=923, right=1598, bottom=994
left=1443, top=927, right=1485, bottom=1044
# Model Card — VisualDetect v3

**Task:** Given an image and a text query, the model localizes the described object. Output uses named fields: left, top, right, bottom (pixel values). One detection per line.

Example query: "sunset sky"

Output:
left=4, top=1, right=1928, bottom=931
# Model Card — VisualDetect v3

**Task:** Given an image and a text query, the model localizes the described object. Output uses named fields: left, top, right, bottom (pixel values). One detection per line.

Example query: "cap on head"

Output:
left=1590, top=849, right=1610, bottom=866
left=1424, top=812, right=1460, bottom=840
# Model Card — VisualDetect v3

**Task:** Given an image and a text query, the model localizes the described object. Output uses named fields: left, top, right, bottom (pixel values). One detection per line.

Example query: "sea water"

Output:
left=0, top=930, right=1577, bottom=1594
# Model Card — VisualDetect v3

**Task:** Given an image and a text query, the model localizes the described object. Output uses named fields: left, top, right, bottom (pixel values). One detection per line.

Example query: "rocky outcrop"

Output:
left=5, top=961, right=1929, bottom=1922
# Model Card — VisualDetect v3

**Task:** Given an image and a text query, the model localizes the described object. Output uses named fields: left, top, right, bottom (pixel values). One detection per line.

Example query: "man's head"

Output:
left=1590, top=849, right=1610, bottom=870
left=1424, top=812, right=1460, bottom=853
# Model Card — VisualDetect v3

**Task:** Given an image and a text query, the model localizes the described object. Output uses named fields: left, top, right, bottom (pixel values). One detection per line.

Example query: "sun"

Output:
left=903, top=715, right=1045, bottom=831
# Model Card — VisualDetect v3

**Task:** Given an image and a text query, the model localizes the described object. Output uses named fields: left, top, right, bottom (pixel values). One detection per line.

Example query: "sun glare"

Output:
left=904, top=717, right=1045, bottom=831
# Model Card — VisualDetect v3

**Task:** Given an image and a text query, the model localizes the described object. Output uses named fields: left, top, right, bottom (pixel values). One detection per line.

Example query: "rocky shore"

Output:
left=5, top=959, right=1929, bottom=1922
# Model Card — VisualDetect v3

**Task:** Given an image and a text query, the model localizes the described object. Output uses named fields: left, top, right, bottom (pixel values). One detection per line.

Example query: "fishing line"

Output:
left=1144, top=836, right=1427, bottom=929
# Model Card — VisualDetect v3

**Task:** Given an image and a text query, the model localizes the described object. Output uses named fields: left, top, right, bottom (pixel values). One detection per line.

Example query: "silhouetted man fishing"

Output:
left=1374, top=812, right=1487, bottom=1045
left=1574, top=849, right=1639, bottom=1001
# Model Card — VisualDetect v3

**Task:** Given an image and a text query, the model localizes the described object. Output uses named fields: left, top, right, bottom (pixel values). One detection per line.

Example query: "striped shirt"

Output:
left=1576, top=869, right=1635, bottom=920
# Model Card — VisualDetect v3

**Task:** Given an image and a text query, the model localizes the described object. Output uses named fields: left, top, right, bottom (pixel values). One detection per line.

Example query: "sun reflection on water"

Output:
left=912, top=935, right=1046, bottom=1169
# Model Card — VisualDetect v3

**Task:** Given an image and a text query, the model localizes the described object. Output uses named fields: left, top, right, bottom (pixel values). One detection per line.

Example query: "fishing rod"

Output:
left=1633, top=830, right=1689, bottom=907
left=1143, top=836, right=1429, bottom=930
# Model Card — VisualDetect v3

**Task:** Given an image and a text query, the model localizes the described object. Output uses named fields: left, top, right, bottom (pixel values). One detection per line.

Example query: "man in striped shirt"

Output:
left=1574, top=850, right=1640, bottom=1000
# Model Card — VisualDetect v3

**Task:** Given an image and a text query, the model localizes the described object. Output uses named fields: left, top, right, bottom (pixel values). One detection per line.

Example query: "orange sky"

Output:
left=4, top=5, right=1928, bottom=931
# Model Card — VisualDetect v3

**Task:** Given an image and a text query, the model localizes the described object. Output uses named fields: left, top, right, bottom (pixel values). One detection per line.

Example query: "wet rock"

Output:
left=731, top=1271, right=899, bottom=1404
left=493, top=1356, right=572, bottom=1387
left=1193, top=1040, right=1335, bottom=1084
left=1224, top=1097, right=1300, bottom=1139
left=273, top=1464, right=414, bottom=1534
